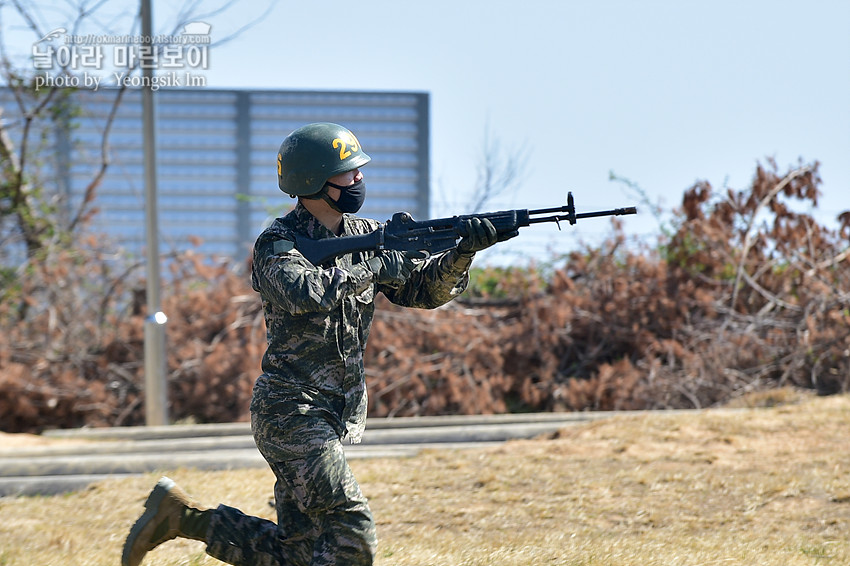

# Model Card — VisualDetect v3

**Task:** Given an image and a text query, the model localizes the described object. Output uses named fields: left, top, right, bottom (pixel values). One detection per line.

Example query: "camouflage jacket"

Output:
left=251, top=202, right=472, bottom=443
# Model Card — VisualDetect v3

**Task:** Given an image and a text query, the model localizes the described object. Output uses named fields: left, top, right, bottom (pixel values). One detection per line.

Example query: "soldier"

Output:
left=122, top=122, right=514, bottom=566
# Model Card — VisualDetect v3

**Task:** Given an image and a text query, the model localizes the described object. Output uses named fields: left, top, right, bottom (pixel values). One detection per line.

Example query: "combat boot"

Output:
left=122, top=476, right=212, bottom=566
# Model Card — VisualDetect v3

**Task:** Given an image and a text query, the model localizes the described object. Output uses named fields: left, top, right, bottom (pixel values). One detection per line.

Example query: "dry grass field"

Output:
left=1, top=389, right=849, bottom=565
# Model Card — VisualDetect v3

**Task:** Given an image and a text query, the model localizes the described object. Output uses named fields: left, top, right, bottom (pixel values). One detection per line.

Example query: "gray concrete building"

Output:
left=2, top=87, right=429, bottom=260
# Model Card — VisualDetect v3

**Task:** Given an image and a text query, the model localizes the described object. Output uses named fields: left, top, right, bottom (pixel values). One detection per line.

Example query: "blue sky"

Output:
left=6, top=0, right=850, bottom=262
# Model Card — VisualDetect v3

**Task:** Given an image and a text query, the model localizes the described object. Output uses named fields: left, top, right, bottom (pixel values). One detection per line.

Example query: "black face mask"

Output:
left=324, top=178, right=366, bottom=214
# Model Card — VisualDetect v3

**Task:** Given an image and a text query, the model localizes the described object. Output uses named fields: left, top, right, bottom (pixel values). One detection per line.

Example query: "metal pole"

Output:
left=141, top=0, right=168, bottom=426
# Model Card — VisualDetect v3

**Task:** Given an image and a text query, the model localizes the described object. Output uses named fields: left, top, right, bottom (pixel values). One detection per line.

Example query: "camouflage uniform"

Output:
left=205, top=202, right=472, bottom=565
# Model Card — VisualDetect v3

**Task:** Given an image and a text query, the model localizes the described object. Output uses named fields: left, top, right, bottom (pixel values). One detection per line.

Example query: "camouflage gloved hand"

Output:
left=456, top=217, right=503, bottom=256
left=367, top=250, right=426, bottom=287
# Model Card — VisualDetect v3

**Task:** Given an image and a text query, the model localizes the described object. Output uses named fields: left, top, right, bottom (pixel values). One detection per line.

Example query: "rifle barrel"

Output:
left=526, top=206, right=636, bottom=225
left=528, top=205, right=571, bottom=215
left=576, top=207, right=637, bottom=219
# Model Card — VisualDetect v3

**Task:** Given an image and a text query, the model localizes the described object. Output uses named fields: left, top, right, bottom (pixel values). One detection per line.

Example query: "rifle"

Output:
left=294, top=191, right=637, bottom=265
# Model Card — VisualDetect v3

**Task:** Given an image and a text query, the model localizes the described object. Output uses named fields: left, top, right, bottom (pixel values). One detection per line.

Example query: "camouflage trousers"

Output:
left=204, top=411, right=377, bottom=566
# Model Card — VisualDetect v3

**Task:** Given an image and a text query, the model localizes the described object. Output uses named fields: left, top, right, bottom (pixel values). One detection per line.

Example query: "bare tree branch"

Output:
left=67, top=84, right=128, bottom=232
left=729, top=165, right=814, bottom=312
left=0, top=0, right=273, bottom=255
left=468, top=120, right=529, bottom=213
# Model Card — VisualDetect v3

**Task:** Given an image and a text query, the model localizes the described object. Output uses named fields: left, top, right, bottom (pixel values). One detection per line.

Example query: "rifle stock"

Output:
left=294, top=231, right=384, bottom=266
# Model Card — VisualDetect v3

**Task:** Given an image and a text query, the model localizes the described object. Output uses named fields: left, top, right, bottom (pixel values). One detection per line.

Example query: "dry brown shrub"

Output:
left=0, top=240, right=264, bottom=432
left=1, top=159, right=848, bottom=432
left=366, top=159, right=850, bottom=415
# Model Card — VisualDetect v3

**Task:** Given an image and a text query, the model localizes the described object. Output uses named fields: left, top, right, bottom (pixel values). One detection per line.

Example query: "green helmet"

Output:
left=276, top=122, right=371, bottom=197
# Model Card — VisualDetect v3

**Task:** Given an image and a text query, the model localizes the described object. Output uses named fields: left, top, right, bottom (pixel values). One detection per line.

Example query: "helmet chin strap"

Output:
left=303, top=184, right=344, bottom=213
left=320, top=190, right=345, bottom=213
